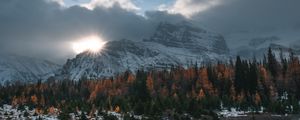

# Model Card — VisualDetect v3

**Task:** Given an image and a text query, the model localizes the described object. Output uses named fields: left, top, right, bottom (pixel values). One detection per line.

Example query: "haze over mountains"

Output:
left=0, top=21, right=299, bottom=84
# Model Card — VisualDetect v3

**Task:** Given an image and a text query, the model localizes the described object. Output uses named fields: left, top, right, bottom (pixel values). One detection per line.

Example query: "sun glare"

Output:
left=72, top=35, right=107, bottom=54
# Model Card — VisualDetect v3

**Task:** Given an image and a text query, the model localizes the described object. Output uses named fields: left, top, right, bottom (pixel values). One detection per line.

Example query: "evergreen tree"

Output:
left=248, top=62, right=258, bottom=95
left=235, top=56, right=243, bottom=93
left=280, top=49, right=288, bottom=77
left=267, top=48, right=278, bottom=78
left=263, top=55, right=267, bottom=68
left=131, top=70, right=150, bottom=101
left=242, top=60, right=250, bottom=93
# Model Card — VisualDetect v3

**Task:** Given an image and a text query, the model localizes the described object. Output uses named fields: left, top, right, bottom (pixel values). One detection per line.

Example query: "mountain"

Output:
left=58, top=22, right=230, bottom=81
left=0, top=54, right=60, bottom=85
left=145, top=22, right=229, bottom=55
left=234, top=36, right=300, bottom=60
left=248, top=36, right=280, bottom=48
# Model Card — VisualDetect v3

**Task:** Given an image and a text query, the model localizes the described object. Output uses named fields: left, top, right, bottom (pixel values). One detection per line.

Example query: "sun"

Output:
left=72, top=35, right=107, bottom=54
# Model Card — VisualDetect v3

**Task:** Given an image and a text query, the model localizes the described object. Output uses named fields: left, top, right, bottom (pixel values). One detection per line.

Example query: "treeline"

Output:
left=0, top=48, right=300, bottom=119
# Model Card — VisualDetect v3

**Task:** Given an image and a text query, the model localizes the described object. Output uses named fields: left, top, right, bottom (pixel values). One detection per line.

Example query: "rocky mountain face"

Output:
left=145, top=22, right=229, bottom=54
left=0, top=54, right=60, bottom=85
left=58, top=22, right=230, bottom=81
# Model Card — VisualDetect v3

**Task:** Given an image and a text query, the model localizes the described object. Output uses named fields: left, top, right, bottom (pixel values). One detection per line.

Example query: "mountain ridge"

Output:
left=0, top=54, right=61, bottom=85
left=57, top=22, right=230, bottom=81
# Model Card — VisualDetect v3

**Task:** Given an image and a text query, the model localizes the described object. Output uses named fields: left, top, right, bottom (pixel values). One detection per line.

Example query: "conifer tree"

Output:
left=248, top=62, right=258, bottom=95
left=267, top=48, right=278, bottom=78
left=235, top=56, right=243, bottom=93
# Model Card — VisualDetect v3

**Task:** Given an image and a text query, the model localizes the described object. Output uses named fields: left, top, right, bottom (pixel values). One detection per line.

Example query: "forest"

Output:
left=0, top=48, right=300, bottom=119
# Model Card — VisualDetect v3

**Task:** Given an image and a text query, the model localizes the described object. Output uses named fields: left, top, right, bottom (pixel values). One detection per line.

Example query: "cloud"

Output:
left=1, top=0, right=299, bottom=63
left=0, top=0, right=187, bottom=63
left=160, top=0, right=300, bottom=48
left=81, top=0, right=140, bottom=12
left=158, top=0, right=300, bottom=36
left=192, top=0, right=300, bottom=34
left=159, top=0, right=221, bottom=18
left=48, top=0, right=65, bottom=6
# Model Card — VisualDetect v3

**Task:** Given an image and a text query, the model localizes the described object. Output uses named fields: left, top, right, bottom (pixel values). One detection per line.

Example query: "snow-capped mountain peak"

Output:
left=57, top=22, right=230, bottom=81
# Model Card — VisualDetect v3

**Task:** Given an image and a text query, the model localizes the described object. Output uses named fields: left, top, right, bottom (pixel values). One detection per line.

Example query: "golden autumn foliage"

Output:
left=48, top=106, right=58, bottom=115
left=12, top=96, right=19, bottom=107
left=259, top=66, right=269, bottom=81
left=197, top=89, right=205, bottom=100
left=198, top=68, right=214, bottom=95
left=172, top=92, right=178, bottom=99
left=254, top=92, right=261, bottom=105
left=184, top=67, right=196, bottom=80
left=89, top=90, right=97, bottom=102
left=114, top=105, right=120, bottom=113
left=31, top=95, right=38, bottom=104
left=35, top=108, right=44, bottom=115
left=218, top=64, right=234, bottom=80
left=259, top=66, right=277, bottom=101
left=127, top=73, right=135, bottom=83
left=146, top=74, right=154, bottom=94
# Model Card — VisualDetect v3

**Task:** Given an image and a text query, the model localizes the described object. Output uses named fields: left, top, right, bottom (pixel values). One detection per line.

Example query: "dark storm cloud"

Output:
left=192, top=0, right=300, bottom=34
left=0, top=0, right=186, bottom=63
left=1, top=0, right=299, bottom=63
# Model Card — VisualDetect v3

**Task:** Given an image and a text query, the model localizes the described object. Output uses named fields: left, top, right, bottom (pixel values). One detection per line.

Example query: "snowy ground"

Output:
left=0, top=104, right=58, bottom=120
left=219, top=114, right=300, bottom=120
left=0, top=104, right=145, bottom=120
left=1, top=103, right=299, bottom=120
left=217, top=107, right=263, bottom=118
left=216, top=106, right=300, bottom=120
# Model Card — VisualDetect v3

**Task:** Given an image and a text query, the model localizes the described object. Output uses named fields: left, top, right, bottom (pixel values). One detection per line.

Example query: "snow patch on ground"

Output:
left=0, top=105, right=58, bottom=120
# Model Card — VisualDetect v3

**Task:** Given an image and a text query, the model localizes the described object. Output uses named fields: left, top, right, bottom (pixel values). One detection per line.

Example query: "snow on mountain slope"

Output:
left=0, top=54, right=61, bottom=85
left=233, top=35, right=300, bottom=60
left=228, top=28, right=300, bottom=59
left=58, top=22, right=230, bottom=81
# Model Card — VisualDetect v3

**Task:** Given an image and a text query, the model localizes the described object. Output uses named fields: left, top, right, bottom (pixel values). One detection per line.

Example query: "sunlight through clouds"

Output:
left=47, top=0, right=65, bottom=6
left=72, top=35, right=107, bottom=54
left=81, top=0, right=140, bottom=11
left=159, top=0, right=221, bottom=18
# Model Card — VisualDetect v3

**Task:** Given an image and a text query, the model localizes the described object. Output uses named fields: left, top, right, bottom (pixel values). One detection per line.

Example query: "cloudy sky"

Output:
left=0, top=0, right=300, bottom=63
